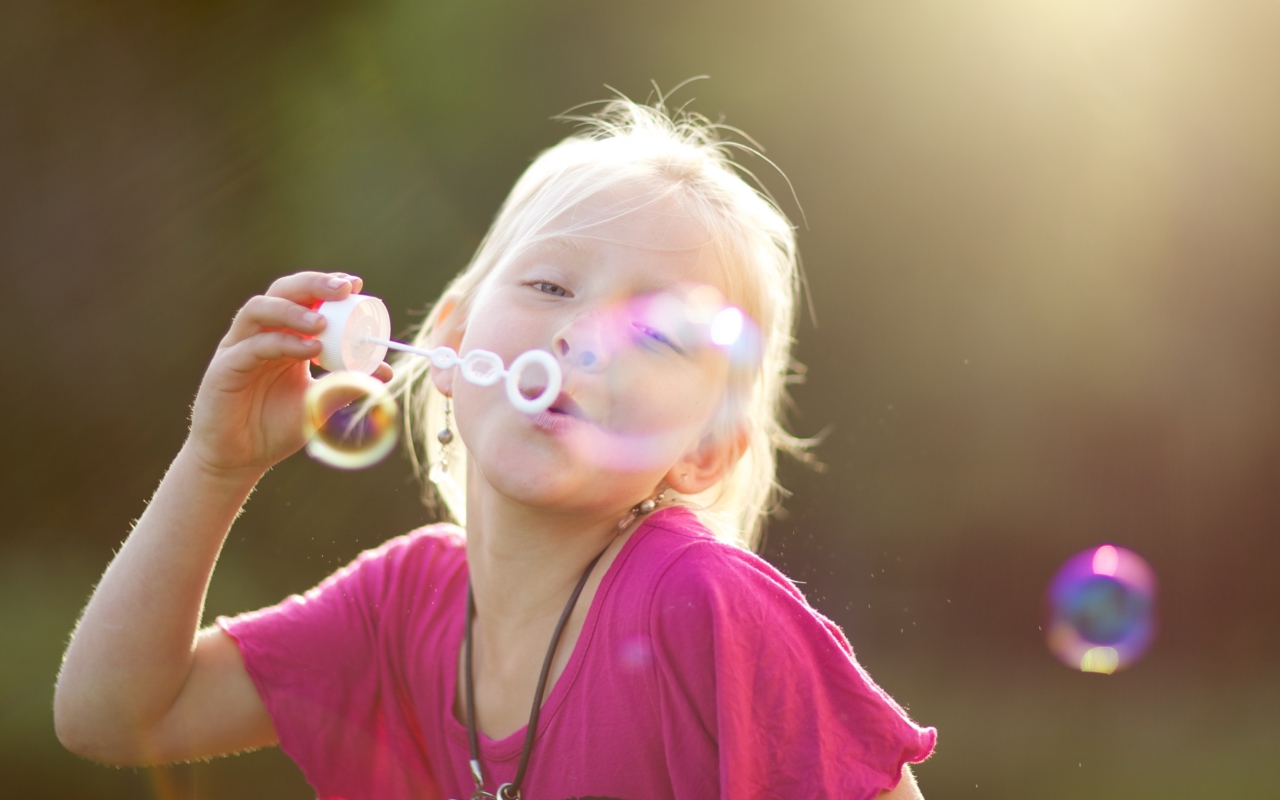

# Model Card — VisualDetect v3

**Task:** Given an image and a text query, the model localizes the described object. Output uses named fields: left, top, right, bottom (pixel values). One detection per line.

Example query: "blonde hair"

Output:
left=389, top=94, right=809, bottom=550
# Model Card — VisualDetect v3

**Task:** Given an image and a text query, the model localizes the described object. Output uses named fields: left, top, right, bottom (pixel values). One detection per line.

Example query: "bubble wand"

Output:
left=303, top=294, right=562, bottom=469
left=312, top=293, right=562, bottom=414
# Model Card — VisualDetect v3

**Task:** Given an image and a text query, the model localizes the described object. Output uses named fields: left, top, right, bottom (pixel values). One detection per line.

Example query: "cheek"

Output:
left=680, top=365, right=734, bottom=434
left=460, top=310, right=547, bottom=361
left=448, top=358, right=541, bottom=440
left=622, top=360, right=728, bottom=430
left=460, top=292, right=520, bottom=344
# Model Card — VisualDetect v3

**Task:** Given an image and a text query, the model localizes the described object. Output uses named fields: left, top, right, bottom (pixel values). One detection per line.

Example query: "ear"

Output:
left=665, top=425, right=749, bottom=495
left=427, top=296, right=465, bottom=397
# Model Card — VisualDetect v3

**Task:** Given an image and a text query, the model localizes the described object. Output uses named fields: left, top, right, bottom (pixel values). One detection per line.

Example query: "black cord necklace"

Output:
left=463, top=546, right=609, bottom=800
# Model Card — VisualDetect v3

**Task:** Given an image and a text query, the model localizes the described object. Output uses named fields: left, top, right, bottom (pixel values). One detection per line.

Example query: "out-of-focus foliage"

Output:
left=4, top=0, right=1280, bottom=797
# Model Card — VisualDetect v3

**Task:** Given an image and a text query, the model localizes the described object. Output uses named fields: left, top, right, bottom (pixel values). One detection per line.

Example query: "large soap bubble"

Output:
left=303, top=371, right=399, bottom=470
left=1046, top=544, right=1157, bottom=674
left=554, top=284, right=761, bottom=473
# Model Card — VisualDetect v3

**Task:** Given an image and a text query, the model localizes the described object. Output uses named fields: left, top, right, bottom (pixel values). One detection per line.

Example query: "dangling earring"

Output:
left=615, top=483, right=668, bottom=534
left=436, top=396, right=455, bottom=471
left=428, top=396, right=462, bottom=512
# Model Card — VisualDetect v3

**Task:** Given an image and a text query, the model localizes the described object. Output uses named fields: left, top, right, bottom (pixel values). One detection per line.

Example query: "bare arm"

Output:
left=876, top=765, right=925, bottom=800
left=55, top=446, right=272, bottom=764
left=54, top=271, right=384, bottom=765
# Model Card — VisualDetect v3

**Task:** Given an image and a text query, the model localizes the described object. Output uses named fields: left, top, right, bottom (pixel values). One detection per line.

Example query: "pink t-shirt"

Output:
left=219, top=507, right=935, bottom=800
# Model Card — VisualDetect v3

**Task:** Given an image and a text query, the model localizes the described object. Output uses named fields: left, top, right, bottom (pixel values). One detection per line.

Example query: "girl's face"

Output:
left=443, top=189, right=736, bottom=518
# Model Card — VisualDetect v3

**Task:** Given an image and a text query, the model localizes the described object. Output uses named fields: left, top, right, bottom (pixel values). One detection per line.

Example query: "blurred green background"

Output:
left=5, top=0, right=1280, bottom=797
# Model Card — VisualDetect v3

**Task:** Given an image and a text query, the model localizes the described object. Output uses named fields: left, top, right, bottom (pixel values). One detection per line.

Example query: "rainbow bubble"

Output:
left=1046, top=544, right=1157, bottom=674
left=303, top=371, right=399, bottom=470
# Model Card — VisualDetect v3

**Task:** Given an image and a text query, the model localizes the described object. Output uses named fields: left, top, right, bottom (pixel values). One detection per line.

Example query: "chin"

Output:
left=472, top=440, right=579, bottom=504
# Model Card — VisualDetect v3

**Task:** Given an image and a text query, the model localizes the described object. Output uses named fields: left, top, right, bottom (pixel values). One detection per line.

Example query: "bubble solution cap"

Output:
left=312, top=294, right=391, bottom=375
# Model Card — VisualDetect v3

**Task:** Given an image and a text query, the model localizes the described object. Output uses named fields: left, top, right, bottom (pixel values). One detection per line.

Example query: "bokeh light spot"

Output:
left=710, top=306, right=744, bottom=346
left=683, top=284, right=724, bottom=325
left=304, top=371, right=399, bottom=470
left=1046, top=544, right=1156, bottom=673
left=1080, top=646, right=1120, bottom=675
left=1092, top=544, right=1119, bottom=576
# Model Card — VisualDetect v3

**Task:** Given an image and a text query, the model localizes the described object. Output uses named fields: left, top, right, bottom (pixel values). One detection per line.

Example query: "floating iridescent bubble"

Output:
left=1046, top=544, right=1157, bottom=674
left=304, top=371, right=399, bottom=470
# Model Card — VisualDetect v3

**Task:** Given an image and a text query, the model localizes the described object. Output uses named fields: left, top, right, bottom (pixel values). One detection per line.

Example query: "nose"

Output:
left=554, top=312, right=611, bottom=373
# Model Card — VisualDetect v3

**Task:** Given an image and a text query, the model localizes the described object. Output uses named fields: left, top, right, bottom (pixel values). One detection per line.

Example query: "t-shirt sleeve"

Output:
left=216, top=529, right=459, bottom=799
left=651, top=542, right=936, bottom=800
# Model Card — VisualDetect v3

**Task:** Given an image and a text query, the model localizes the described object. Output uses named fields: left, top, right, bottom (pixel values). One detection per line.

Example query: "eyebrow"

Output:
left=542, top=235, right=589, bottom=254
left=513, top=234, right=586, bottom=262
left=501, top=235, right=577, bottom=272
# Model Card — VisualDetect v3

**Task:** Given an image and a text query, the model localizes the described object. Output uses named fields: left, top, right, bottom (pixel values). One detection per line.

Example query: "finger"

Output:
left=223, top=295, right=325, bottom=347
left=219, top=331, right=322, bottom=375
left=316, top=271, right=363, bottom=296
left=371, top=362, right=394, bottom=383
left=263, top=272, right=363, bottom=306
left=336, top=272, right=364, bottom=295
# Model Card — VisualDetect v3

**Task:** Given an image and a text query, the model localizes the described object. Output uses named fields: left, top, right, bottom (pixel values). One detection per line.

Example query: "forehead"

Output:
left=561, top=188, right=712, bottom=248
left=517, top=188, right=727, bottom=289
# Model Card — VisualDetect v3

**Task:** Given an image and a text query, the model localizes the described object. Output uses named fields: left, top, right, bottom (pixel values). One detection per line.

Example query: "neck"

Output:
left=457, top=465, right=664, bottom=741
left=463, top=469, right=629, bottom=639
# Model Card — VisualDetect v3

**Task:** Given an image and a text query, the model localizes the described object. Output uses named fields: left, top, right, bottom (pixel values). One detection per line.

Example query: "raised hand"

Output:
left=186, top=271, right=392, bottom=478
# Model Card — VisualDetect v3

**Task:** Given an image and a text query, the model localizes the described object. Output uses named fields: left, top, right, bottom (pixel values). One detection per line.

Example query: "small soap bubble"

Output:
left=710, top=306, right=744, bottom=347
left=1046, top=544, right=1156, bottom=674
left=304, top=371, right=399, bottom=470
left=618, top=633, right=653, bottom=671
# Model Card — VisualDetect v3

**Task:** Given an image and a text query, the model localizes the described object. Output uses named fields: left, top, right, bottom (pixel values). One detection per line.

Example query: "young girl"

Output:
left=55, top=99, right=935, bottom=799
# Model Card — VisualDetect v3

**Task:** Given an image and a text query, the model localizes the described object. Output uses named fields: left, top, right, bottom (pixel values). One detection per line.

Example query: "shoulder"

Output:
left=218, top=522, right=468, bottom=676
left=637, top=511, right=937, bottom=790
left=641, top=507, right=810, bottom=612
left=637, top=507, right=844, bottom=651
left=328, top=522, right=467, bottom=586
left=249, top=522, right=468, bottom=622
left=365, top=521, right=467, bottom=561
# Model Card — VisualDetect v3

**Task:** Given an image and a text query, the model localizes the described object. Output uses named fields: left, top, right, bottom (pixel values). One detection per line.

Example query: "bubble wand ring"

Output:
left=364, top=338, right=562, bottom=415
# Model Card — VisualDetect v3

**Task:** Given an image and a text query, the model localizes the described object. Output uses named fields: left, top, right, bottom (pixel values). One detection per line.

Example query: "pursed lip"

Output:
left=528, top=391, right=590, bottom=433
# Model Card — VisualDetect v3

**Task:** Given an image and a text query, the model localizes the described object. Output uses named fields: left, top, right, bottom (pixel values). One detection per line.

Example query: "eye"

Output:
left=530, top=281, right=570, bottom=297
left=631, top=323, right=682, bottom=352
